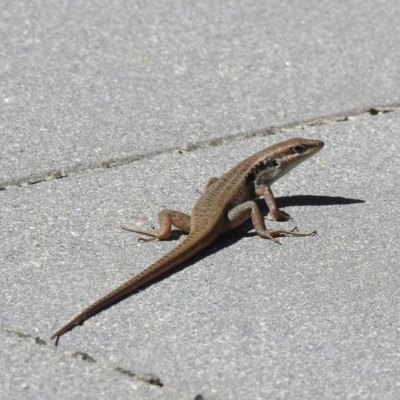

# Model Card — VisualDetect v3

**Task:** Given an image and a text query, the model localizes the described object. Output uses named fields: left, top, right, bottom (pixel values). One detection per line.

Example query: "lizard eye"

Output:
left=293, top=144, right=306, bottom=154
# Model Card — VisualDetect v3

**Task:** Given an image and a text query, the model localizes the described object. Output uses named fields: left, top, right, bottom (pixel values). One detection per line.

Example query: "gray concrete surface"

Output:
left=1, top=0, right=400, bottom=187
left=1, top=0, right=400, bottom=399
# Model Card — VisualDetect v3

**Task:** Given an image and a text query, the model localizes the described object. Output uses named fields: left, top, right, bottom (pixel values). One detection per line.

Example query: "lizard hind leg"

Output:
left=205, top=177, right=218, bottom=189
left=196, top=177, right=219, bottom=195
left=121, top=209, right=191, bottom=242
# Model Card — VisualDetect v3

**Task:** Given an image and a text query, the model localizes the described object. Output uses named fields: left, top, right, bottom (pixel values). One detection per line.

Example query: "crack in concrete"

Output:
left=1, top=326, right=198, bottom=399
left=1, top=104, right=399, bottom=190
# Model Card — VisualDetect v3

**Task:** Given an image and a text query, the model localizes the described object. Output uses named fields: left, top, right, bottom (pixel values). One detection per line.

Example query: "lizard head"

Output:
left=248, top=137, right=324, bottom=192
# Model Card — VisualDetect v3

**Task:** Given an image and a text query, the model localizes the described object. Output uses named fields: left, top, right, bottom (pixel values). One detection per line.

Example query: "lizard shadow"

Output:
left=274, top=194, right=365, bottom=208
left=131, top=194, right=365, bottom=285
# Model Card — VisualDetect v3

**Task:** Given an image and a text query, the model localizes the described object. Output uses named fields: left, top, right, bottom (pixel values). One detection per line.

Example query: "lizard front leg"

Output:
left=263, top=186, right=292, bottom=221
left=226, top=201, right=316, bottom=244
left=121, top=209, right=191, bottom=242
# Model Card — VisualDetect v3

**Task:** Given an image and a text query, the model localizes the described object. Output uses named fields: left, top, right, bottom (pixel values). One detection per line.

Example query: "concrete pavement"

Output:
left=1, top=1, right=400, bottom=399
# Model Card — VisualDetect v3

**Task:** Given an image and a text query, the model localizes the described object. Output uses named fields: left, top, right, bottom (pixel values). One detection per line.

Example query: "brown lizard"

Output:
left=52, top=137, right=324, bottom=342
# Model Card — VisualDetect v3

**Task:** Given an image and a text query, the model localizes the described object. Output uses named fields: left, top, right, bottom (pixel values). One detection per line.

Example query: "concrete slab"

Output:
left=1, top=111, right=400, bottom=398
left=1, top=0, right=400, bottom=186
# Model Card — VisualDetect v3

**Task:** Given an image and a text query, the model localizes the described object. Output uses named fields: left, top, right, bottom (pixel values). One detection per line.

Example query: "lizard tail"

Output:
left=51, top=232, right=211, bottom=343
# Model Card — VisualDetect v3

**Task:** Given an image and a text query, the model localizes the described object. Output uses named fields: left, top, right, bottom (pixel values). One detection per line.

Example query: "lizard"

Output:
left=52, top=137, right=324, bottom=342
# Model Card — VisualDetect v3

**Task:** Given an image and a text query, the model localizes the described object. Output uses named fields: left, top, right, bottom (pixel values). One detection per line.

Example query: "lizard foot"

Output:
left=267, top=227, right=317, bottom=245
left=266, top=210, right=293, bottom=221
left=120, top=224, right=159, bottom=242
